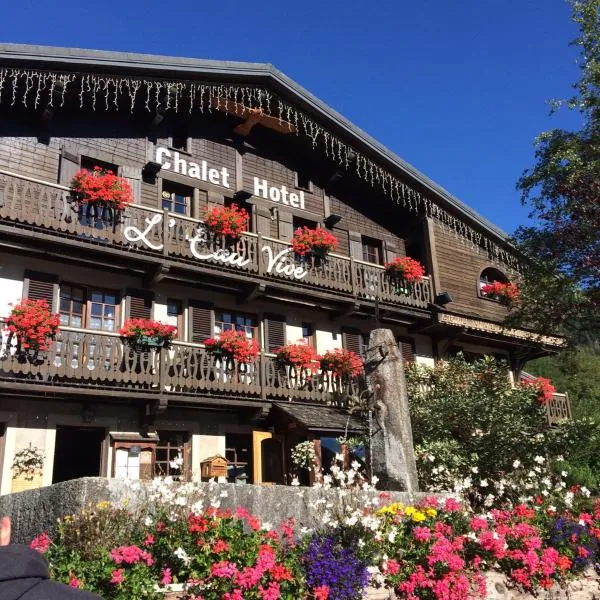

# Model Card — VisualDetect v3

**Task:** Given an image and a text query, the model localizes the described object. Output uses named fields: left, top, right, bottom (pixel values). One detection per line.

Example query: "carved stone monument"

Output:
left=365, top=328, right=419, bottom=492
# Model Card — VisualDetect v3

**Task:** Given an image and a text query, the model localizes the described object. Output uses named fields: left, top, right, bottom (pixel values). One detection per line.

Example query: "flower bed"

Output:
left=204, top=329, right=260, bottom=363
left=119, top=318, right=177, bottom=350
left=204, top=203, right=249, bottom=239
left=320, top=348, right=364, bottom=378
left=5, top=298, right=60, bottom=352
left=28, top=477, right=600, bottom=600
left=291, top=227, right=339, bottom=258
left=71, top=167, right=133, bottom=211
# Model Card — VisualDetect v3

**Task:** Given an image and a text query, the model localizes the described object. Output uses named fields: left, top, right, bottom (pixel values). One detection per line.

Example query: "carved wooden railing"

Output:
left=546, top=392, right=572, bottom=425
left=0, top=327, right=361, bottom=405
left=0, top=169, right=433, bottom=308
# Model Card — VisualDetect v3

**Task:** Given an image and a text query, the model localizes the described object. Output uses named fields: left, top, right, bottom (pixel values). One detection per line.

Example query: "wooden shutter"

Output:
left=189, top=302, right=214, bottom=343
left=126, top=289, right=154, bottom=319
left=342, top=329, right=362, bottom=355
left=384, top=236, right=403, bottom=262
left=23, top=270, right=58, bottom=310
left=278, top=211, right=294, bottom=242
left=349, top=231, right=363, bottom=260
left=120, top=166, right=142, bottom=204
left=255, top=206, right=272, bottom=237
left=58, top=149, right=80, bottom=186
left=398, top=338, right=415, bottom=364
left=264, top=315, right=286, bottom=352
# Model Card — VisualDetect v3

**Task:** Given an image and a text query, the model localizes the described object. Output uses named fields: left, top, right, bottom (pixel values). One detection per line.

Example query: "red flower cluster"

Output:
left=274, top=342, right=319, bottom=371
left=481, top=281, right=520, bottom=304
left=6, top=298, right=60, bottom=351
left=523, top=376, right=556, bottom=405
left=384, top=256, right=426, bottom=283
left=110, top=545, right=154, bottom=566
left=71, top=167, right=133, bottom=211
left=119, top=318, right=177, bottom=344
left=320, top=348, right=364, bottom=378
left=204, top=329, right=260, bottom=363
left=205, top=203, right=249, bottom=239
left=291, top=227, right=339, bottom=257
left=30, top=531, right=51, bottom=553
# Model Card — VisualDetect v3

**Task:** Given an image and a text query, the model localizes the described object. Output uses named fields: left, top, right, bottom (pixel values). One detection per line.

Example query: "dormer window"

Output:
left=479, top=268, right=508, bottom=294
left=479, top=268, right=519, bottom=305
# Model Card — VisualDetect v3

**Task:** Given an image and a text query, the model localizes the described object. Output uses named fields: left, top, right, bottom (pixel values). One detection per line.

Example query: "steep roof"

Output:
left=0, top=43, right=508, bottom=243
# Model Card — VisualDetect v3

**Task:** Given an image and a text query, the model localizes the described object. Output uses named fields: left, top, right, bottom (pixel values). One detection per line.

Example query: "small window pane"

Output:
left=91, top=303, right=102, bottom=316
left=90, top=291, right=103, bottom=303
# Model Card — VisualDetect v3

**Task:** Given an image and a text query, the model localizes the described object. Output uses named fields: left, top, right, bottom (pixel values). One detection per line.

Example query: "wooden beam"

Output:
left=329, top=300, right=360, bottom=321
left=237, top=282, right=266, bottom=304
left=143, top=264, right=171, bottom=288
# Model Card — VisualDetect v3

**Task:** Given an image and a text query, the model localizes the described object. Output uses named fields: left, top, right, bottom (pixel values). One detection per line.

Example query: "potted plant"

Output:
left=119, top=318, right=177, bottom=351
left=204, top=203, right=250, bottom=240
left=480, top=281, right=520, bottom=306
left=291, top=440, right=317, bottom=471
left=320, top=348, right=364, bottom=378
left=291, top=226, right=339, bottom=259
left=274, top=342, right=319, bottom=372
left=204, top=329, right=260, bottom=364
left=5, top=298, right=60, bottom=358
left=70, top=167, right=133, bottom=225
left=11, top=443, right=45, bottom=493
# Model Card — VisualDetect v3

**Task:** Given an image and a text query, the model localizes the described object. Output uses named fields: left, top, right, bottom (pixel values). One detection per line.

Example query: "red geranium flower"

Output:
left=71, top=167, right=133, bottom=211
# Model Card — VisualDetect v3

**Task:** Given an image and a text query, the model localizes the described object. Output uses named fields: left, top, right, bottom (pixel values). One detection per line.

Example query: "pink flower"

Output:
left=413, top=526, right=432, bottom=542
left=30, top=532, right=51, bottom=554
left=384, top=559, right=400, bottom=574
left=110, top=569, right=125, bottom=585
left=69, top=576, right=82, bottom=589
left=444, top=498, right=462, bottom=512
left=160, top=568, right=173, bottom=586
left=258, top=581, right=281, bottom=600
left=223, top=591, right=244, bottom=600
left=313, top=586, right=329, bottom=600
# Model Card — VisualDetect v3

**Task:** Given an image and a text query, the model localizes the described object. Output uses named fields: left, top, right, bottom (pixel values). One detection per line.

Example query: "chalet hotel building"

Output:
left=0, top=44, right=567, bottom=494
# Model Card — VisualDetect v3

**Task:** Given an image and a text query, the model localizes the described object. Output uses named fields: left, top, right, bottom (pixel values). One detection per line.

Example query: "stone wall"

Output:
left=0, top=477, right=431, bottom=544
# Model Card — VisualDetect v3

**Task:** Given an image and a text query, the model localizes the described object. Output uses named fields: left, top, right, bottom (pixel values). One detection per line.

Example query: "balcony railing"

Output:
left=0, top=169, right=433, bottom=309
left=0, top=327, right=362, bottom=406
left=546, top=392, right=571, bottom=425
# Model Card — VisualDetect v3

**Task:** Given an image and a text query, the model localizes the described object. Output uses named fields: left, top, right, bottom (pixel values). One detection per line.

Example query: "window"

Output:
left=361, top=236, right=383, bottom=265
left=80, top=156, right=118, bottom=174
left=214, top=310, right=256, bottom=339
left=293, top=216, right=317, bottom=232
left=89, top=289, right=119, bottom=332
left=166, top=299, right=184, bottom=339
left=162, top=181, right=192, bottom=215
left=58, top=285, right=119, bottom=331
left=295, top=169, right=312, bottom=192
left=170, top=135, right=189, bottom=152
left=301, top=322, right=314, bottom=347
left=154, top=431, right=189, bottom=480
left=59, top=284, right=86, bottom=328
left=479, top=268, right=508, bottom=288
left=319, top=436, right=341, bottom=474
left=225, top=434, right=252, bottom=484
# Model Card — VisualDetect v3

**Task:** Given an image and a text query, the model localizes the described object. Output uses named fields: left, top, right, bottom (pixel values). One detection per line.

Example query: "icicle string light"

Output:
left=0, top=66, right=519, bottom=269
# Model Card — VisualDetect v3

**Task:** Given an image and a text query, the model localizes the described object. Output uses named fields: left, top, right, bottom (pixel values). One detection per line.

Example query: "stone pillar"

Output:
left=365, top=328, right=419, bottom=492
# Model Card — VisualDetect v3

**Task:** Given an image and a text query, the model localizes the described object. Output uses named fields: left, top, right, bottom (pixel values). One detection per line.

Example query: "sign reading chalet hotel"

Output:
left=0, top=44, right=566, bottom=494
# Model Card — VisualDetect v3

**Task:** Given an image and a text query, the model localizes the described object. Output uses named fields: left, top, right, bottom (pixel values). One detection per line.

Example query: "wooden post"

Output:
left=162, top=208, right=169, bottom=258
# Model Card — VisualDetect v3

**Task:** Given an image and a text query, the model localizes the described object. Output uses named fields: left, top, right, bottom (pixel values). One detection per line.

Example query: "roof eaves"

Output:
left=0, top=43, right=509, bottom=244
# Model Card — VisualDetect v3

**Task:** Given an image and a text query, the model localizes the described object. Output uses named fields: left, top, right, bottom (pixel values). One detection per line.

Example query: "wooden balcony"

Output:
left=0, top=328, right=362, bottom=407
left=546, top=392, right=572, bottom=425
left=0, top=169, right=433, bottom=310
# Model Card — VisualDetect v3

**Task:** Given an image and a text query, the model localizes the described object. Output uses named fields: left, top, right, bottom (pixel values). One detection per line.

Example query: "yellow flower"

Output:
left=96, top=501, right=110, bottom=510
left=411, top=511, right=426, bottom=522
left=405, top=506, right=416, bottom=517
left=376, top=502, right=405, bottom=516
left=425, top=508, right=437, bottom=518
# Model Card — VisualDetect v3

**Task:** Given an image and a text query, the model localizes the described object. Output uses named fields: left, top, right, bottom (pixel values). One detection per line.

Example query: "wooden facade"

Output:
left=0, top=44, right=566, bottom=493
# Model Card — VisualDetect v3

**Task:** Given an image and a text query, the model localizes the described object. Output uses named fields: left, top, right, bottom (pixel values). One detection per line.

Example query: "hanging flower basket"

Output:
left=384, top=257, right=425, bottom=283
left=204, top=203, right=249, bottom=240
left=291, top=226, right=338, bottom=259
left=5, top=298, right=60, bottom=357
left=204, top=329, right=259, bottom=364
left=71, top=167, right=133, bottom=211
left=320, top=348, right=364, bottom=378
left=274, top=342, right=319, bottom=372
left=481, top=281, right=520, bottom=306
left=119, top=319, right=177, bottom=351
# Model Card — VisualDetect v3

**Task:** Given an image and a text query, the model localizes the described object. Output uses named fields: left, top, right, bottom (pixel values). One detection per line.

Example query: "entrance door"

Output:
left=252, top=431, right=284, bottom=485
left=52, top=426, right=105, bottom=484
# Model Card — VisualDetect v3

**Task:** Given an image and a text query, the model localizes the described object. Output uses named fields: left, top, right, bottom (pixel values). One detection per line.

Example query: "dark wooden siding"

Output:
left=433, top=223, right=515, bottom=322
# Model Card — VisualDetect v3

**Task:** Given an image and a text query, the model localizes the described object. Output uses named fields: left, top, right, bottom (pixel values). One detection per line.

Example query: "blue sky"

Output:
left=3, top=0, right=582, bottom=234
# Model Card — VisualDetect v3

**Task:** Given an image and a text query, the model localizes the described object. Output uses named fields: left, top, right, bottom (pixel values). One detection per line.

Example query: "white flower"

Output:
left=144, top=516, right=153, bottom=527
left=582, top=486, right=591, bottom=498
left=262, top=522, right=272, bottom=531
left=561, top=471, right=568, bottom=477
left=512, top=460, right=521, bottom=468
left=291, top=477, right=300, bottom=486
left=471, top=466, right=479, bottom=474
left=556, top=455, right=565, bottom=462
left=534, top=455, right=545, bottom=464
left=427, top=454, right=435, bottom=462
left=479, top=479, right=488, bottom=487
left=371, top=475, right=379, bottom=485
left=174, top=547, right=191, bottom=566
left=351, top=460, right=361, bottom=470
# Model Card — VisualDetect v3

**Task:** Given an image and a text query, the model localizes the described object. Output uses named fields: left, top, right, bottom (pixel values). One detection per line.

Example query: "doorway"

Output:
left=52, top=426, right=105, bottom=484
